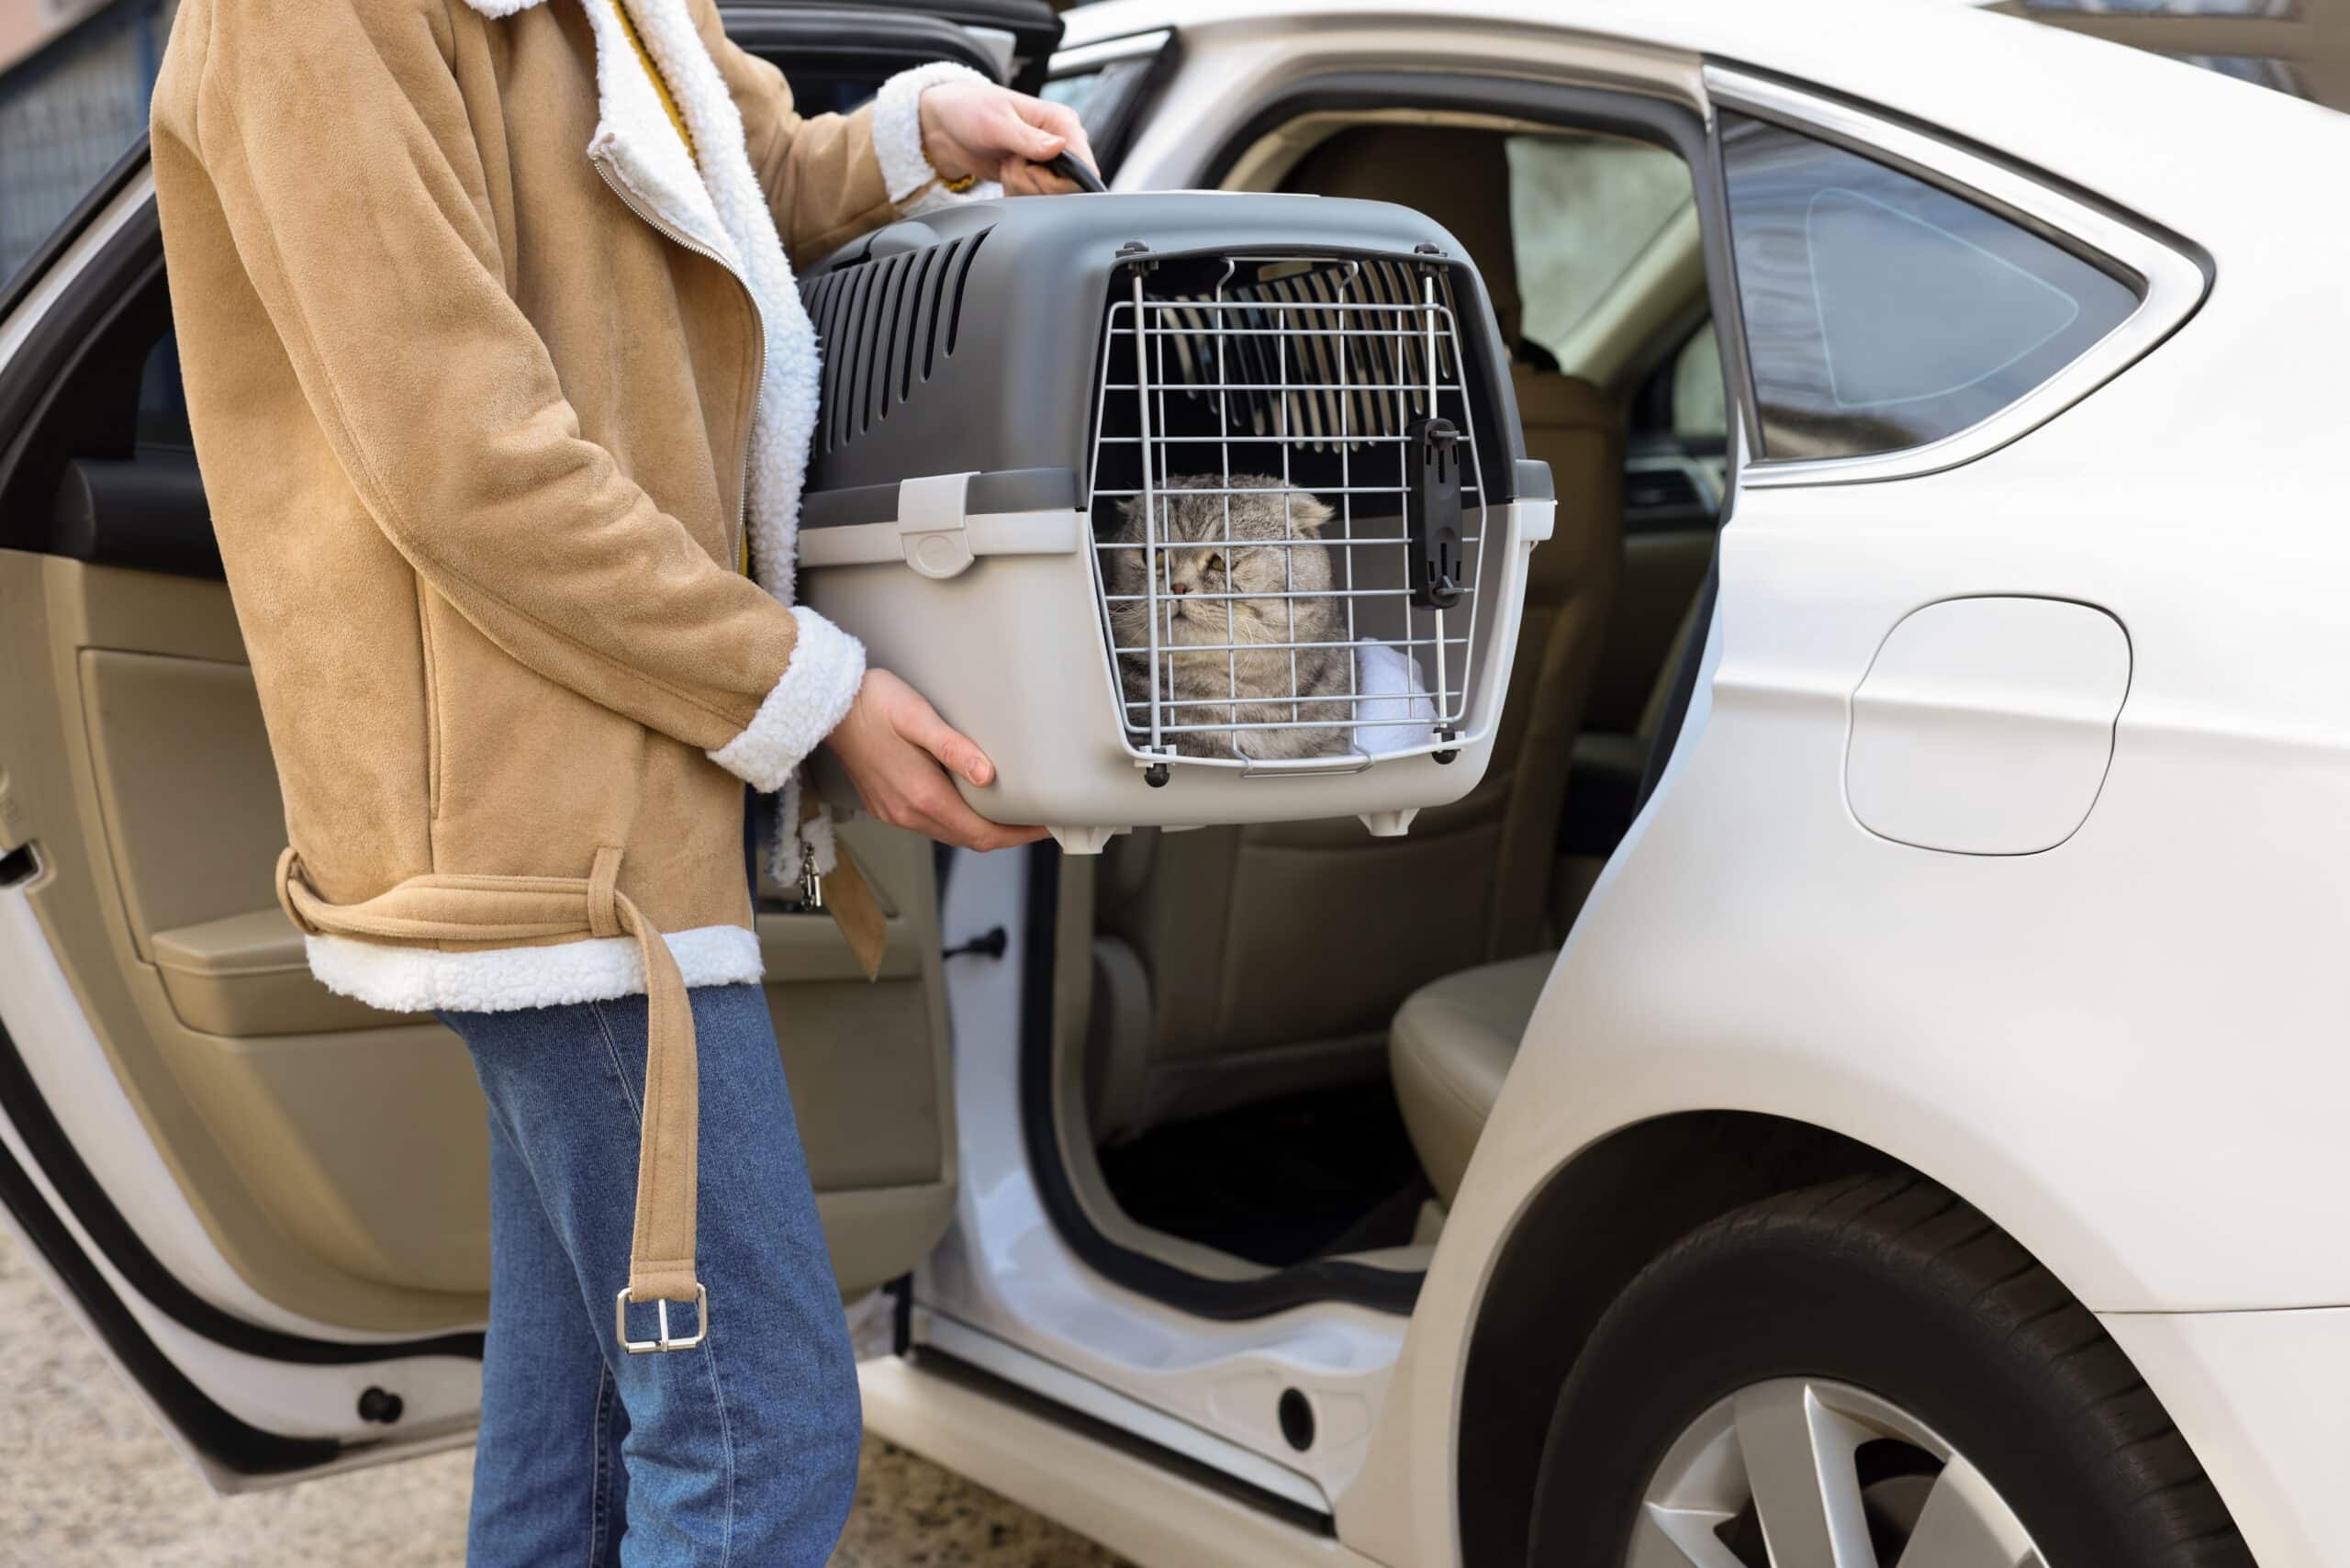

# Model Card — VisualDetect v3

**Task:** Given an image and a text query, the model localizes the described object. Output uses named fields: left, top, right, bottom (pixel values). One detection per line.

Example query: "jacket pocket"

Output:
left=416, top=578, right=442, bottom=825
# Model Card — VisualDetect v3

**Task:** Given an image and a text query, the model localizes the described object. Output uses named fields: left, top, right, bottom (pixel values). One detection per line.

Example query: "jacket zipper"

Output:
left=594, top=153, right=766, bottom=575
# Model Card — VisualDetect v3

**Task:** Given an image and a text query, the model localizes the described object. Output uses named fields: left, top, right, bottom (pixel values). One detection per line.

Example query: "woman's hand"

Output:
left=917, top=80, right=1100, bottom=197
left=824, top=669, right=1048, bottom=852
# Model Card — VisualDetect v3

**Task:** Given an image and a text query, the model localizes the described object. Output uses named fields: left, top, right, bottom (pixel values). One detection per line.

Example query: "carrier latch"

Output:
left=1406, top=415, right=1463, bottom=610
left=896, top=471, right=979, bottom=580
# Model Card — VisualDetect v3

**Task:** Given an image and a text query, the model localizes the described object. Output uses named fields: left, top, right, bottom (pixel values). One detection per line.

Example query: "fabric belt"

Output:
left=276, top=846, right=704, bottom=1346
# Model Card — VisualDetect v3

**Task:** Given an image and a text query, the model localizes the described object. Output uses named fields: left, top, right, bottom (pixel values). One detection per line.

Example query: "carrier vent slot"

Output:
left=943, top=227, right=989, bottom=357
left=801, top=229, right=993, bottom=453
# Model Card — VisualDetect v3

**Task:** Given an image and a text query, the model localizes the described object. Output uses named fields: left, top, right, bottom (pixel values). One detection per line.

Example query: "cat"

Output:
left=1103, top=474, right=1354, bottom=760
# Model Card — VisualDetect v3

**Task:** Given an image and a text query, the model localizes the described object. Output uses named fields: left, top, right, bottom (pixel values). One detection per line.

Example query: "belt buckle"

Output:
left=615, top=1282, right=709, bottom=1353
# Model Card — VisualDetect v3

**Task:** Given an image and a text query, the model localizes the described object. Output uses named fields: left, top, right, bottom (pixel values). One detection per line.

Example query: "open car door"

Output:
left=0, top=0, right=1057, bottom=1489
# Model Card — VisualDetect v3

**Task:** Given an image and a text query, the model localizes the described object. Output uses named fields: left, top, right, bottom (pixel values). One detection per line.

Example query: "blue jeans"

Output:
left=440, top=983, right=862, bottom=1567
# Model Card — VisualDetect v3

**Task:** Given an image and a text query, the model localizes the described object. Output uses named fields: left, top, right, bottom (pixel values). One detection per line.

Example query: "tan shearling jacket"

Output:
left=153, top=0, right=1013, bottom=1316
left=152, top=0, right=987, bottom=1014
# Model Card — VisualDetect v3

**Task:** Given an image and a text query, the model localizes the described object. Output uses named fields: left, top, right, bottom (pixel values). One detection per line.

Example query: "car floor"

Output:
left=1095, top=1081, right=1429, bottom=1268
left=0, top=1229, right=1126, bottom=1567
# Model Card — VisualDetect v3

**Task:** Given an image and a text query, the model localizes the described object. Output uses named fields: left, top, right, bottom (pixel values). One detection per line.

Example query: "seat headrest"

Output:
left=1281, top=125, right=1522, bottom=352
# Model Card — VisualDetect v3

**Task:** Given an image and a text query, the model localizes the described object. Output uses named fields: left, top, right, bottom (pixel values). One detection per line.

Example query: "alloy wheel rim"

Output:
left=1628, top=1378, right=2045, bottom=1568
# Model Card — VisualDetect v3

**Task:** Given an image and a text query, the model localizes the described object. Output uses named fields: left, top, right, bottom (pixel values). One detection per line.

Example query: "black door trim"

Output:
left=1015, top=842, right=1425, bottom=1321
left=0, top=1114, right=344, bottom=1475
left=912, top=1343, right=1336, bottom=1536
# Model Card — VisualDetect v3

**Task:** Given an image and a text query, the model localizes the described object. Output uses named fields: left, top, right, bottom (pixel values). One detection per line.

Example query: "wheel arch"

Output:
left=1453, top=1109, right=1905, bottom=1568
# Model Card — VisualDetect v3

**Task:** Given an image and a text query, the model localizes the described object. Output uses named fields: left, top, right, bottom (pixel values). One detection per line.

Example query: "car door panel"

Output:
left=6, top=540, right=958, bottom=1310
left=0, top=3, right=1046, bottom=1463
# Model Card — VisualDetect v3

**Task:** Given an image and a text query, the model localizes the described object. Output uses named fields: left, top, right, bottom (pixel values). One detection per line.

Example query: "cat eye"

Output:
left=1203, top=553, right=1225, bottom=575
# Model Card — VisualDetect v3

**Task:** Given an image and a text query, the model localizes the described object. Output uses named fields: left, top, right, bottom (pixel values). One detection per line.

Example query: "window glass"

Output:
left=1042, top=67, right=1112, bottom=122
left=1042, top=53, right=1157, bottom=175
left=0, top=1, right=178, bottom=288
left=1720, top=111, right=2139, bottom=462
left=1670, top=324, right=1726, bottom=446
left=1506, top=135, right=1693, bottom=361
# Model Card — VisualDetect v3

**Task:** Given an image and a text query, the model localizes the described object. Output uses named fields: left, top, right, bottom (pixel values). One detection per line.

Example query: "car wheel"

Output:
left=1527, top=1173, right=2253, bottom=1567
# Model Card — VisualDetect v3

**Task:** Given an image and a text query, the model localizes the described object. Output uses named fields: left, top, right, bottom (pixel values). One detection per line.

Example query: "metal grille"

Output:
left=1086, top=254, right=1488, bottom=773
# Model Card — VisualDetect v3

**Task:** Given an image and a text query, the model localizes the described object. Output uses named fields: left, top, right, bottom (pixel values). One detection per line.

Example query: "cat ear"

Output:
left=1286, top=492, right=1336, bottom=536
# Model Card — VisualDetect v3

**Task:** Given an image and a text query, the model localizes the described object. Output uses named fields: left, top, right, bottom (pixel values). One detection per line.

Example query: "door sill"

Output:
left=861, top=1350, right=1380, bottom=1568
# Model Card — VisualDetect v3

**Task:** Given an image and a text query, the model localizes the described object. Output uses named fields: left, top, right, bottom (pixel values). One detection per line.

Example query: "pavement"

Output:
left=0, top=1228, right=1125, bottom=1567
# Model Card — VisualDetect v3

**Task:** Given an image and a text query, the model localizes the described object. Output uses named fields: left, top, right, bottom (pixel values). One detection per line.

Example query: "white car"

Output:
left=0, top=1, right=2338, bottom=1563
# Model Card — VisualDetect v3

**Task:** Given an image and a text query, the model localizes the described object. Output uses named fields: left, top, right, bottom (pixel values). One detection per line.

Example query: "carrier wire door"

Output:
left=1088, top=252, right=1491, bottom=776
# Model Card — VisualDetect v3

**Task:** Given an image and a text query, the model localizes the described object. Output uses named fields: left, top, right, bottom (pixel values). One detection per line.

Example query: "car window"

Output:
left=1670, top=324, right=1726, bottom=447
left=1042, top=59, right=1150, bottom=167
left=1718, top=111, right=2140, bottom=463
left=1041, top=34, right=1169, bottom=180
left=1506, top=134, right=1693, bottom=362
left=1042, top=65, right=1115, bottom=122
left=0, top=1, right=179, bottom=289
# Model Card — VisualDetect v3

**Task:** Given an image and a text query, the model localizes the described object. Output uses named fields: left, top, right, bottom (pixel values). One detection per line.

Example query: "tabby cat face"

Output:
left=1109, top=475, right=1337, bottom=644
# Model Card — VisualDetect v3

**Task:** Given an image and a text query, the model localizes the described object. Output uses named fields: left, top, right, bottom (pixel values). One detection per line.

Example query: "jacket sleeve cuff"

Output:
left=872, top=62, right=1006, bottom=208
left=708, top=606, right=866, bottom=792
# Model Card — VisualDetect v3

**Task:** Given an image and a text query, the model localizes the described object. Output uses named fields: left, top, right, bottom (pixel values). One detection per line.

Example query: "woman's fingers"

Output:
left=1042, top=104, right=1098, bottom=176
left=890, top=714, right=1048, bottom=850
left=1007, top=96, right=1096, bottom=194
left=885, top=682, right=995, bottom=787
left=827, top=668, right=1046, bottom=852
left=908, top=778, right=1049, bottom=852
left=1004, top=96, right=1069, bottom=162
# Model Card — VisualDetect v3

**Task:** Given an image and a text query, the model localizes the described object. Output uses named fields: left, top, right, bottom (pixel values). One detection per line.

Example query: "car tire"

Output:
left=1526, top=1172, right=2254, bottom=1567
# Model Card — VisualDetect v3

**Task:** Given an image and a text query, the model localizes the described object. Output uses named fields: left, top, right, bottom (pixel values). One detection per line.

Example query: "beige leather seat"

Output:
left=1388, top=950, right=1557, bottom=1204
left=1086, top=126, right=1621, bottom=1141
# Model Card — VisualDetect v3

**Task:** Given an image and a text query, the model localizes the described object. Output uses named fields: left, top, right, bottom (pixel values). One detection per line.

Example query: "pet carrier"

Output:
left=795, top=194, right=1555, bottom=852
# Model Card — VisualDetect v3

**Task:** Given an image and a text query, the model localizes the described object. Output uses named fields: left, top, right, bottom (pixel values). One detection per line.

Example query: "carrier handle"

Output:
left=1044, top=151, right=1108, bottom=194
left=1236, top=748, right=1378, bottom=778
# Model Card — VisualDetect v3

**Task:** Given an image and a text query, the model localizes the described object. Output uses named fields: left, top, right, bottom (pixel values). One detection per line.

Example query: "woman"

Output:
left=149, top=0, right=1085, bottom=1560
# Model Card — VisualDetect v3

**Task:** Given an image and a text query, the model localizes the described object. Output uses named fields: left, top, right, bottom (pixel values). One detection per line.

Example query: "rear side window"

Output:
left=1719, top=111, right=2139, bottom=463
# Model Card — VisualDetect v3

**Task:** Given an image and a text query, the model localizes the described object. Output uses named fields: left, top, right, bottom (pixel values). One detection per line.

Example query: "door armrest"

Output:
left=151, top=909, right=421, bottom=1035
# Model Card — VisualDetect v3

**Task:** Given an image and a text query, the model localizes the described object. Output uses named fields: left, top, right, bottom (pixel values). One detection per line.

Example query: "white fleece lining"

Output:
left=872, top=62, right=986, bottom=203
left=577, top=3, right=742, bottom=267
left=710, top=605, right=866, bottom=792
left=308, top=924, right=764, bottom=1015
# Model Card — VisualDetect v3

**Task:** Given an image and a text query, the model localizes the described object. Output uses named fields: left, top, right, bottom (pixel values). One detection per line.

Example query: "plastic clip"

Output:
left=1405, top=415, right=1463, bottom=610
